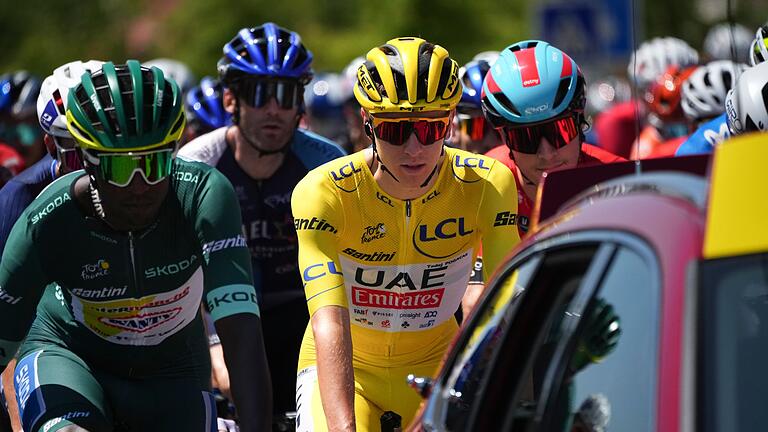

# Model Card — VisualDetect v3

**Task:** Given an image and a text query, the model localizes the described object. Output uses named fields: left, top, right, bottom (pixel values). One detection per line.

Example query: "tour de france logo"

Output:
left=361, top=223, right=386, bottom=243
left=81, top=259, right=110, bottom=281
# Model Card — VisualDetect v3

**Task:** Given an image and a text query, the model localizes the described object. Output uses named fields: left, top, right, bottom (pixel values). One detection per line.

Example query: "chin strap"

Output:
left=232, top=99, right=293, bottom=158
left=419, top=146, right=444, bottom=188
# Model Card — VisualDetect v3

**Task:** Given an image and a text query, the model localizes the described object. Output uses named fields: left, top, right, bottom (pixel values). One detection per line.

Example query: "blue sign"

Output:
left=538, top=0, right=635, bottom=61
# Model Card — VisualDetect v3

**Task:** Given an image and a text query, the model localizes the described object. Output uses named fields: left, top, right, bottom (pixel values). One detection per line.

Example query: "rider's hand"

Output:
left=570, top=297, right=621, bottom=373
left=210, top=343, right=232, bottom=400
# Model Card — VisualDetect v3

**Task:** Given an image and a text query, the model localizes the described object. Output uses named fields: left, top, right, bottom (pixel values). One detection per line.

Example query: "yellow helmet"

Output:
left=354, top=37, right=462, bottom=114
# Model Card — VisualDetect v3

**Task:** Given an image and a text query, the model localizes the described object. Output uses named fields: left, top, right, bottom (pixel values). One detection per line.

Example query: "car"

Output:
left=407, top=133, right=768, bottom=432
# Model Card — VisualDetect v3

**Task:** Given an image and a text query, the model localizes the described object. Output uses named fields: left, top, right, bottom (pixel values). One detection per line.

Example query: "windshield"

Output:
left=698, top=253, right=768, bottom=432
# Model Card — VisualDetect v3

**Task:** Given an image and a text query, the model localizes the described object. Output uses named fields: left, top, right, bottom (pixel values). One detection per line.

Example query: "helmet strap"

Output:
left=419, top=146, right=444, bottom=188
left=87, top=176, right=108, bottom=220
left=371, top=140, right=400, bottom=184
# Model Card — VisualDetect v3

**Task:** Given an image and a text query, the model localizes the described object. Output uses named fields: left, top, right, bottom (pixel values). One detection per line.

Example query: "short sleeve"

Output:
left=291, top=169, right=346, bottom=316
left=477, top=159, right=521, bottom=281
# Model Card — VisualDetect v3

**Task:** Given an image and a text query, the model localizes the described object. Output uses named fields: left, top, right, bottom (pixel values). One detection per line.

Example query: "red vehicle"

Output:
left=408, top=134, right=768, bottom=432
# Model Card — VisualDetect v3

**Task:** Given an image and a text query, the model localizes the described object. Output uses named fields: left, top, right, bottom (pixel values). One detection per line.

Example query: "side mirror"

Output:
left=407, top=374, right=433, bottom=398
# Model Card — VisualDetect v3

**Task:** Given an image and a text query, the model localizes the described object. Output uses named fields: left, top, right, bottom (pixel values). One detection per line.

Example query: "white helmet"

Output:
left=37, top=60, right=104, bottom=138
left=750, top=25, right=768, bottom=66
left=341, top=56, right=366, bottom=103
left=681, top=60, right=746, bottom=122
left=725, top=61, right=768, bottom=135
left=628, top=37, right=699, bottom=89
left=143, top=58, right=196, bottom=93
left=703, top=23, right=753, bottom=62
left=586, top=76, right=632, bottom=115
left=472, top=50, right=501, bottom=65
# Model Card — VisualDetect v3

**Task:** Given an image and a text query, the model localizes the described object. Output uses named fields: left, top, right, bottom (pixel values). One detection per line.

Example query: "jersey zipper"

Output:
left=128, top=232, right=140, bottom=295
left=392, top=199, right=413, bottom=357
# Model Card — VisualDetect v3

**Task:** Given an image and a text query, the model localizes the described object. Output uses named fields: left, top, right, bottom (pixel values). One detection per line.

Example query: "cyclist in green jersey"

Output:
left=0, top=61, right=270, bottom=432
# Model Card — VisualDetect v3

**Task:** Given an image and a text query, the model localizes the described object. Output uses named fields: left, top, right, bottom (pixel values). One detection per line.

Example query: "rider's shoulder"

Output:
left=445, top=147, right=509, bottom=183
left=291, top=128, right=347, bottom=169
left=19, top=170, right=82, bottom=226
left=177, top=127, right=229, bottom=166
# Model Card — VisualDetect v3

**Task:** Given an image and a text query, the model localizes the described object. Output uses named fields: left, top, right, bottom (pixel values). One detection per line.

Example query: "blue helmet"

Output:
left=218, top=22, right=313, bottom=85
left=459, top=60, right=491, bottom=113
left=186, top=77, right=231, bottom=131
left=481, top=40, right=585, bottom=126
left=0, top=71, right=42, bottom=119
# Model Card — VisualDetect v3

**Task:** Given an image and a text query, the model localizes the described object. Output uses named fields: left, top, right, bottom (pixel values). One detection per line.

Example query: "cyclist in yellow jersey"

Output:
left=292, top=37, right=521, bottom=431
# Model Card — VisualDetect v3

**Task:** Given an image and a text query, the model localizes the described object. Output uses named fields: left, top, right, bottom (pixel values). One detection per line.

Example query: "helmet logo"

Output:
left=725, top=97, right=741, bottom=132
left=522, top=78, right=540, bottom=87
left=89, top=93, right=101, bottom=111
left=524, top=104, right=549, bottom=115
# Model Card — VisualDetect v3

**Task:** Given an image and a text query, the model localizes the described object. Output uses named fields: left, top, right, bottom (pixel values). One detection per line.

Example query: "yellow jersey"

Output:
left=292, top=147, right=521, bottom=368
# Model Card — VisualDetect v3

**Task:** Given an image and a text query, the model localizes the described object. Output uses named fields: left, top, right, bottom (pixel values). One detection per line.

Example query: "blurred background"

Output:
left=1, top=0, right=764, bottom=77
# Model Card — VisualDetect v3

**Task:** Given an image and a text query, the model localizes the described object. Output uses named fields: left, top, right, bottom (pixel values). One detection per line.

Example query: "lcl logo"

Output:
left=330, top=161, right=361, bottom=181
left=417, top=217, right=473, bottom=242
left=412, top=217, right=474, bottom=259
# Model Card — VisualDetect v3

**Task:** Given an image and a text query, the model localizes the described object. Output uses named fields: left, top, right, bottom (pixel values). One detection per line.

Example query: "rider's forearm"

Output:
left=216, top=314, right=272, bottom=432
left=462, top=283, right=485, bottom=320
left=1, top=360, right=22, bottom=432
left=313, top=306, right=356, bottom=432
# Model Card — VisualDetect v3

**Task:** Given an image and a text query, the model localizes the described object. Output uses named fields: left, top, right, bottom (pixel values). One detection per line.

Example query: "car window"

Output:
left=444, top=244, right=600, bottom=431
left=552, top=246, right=658, bottom=432
left=443, top=255, right=541, bottom=430
left=698, top=253, right=768, bottom=432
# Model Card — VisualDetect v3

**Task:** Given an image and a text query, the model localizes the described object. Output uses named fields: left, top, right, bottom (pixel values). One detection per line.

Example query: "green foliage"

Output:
left=0, top=0, right=763, bottom=80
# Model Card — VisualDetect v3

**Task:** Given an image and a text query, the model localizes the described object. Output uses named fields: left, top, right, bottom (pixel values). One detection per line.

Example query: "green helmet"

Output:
left=66, top=60, right=186, bottom=152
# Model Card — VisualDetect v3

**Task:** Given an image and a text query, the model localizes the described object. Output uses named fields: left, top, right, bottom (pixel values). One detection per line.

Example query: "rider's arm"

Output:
left=292, top=170, right=354, bottom=430
left=214, top=314, right=271, bottom=432
left=312, top=306, right=355, bottom=431
left=0, top=214, right=50, bottom=368
left=462, top=256, right=485, bottom=319
left=475, top=159, right=521, bottom=295
left=195, top=167, right=271, bottom=431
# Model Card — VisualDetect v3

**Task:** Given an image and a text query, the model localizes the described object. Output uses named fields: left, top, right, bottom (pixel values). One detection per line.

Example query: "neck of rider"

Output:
left=227, top=121, right=291, bottom=181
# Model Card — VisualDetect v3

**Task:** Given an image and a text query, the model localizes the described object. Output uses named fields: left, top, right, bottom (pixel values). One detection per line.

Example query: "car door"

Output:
left=416, top=233, right=609, bottom=431
left=415, top=231, right=661, bottom=432
left=489, top=233, right=660, bottom=432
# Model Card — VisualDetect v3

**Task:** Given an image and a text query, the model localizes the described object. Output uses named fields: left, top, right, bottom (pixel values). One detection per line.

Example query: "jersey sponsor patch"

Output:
left=30, top=193, right=71, bottom=224
left=339, top=251, right=472, bottom=332
left=412, top=217, right=475, bottom=259
left=70, top=267, right=204, bottom=345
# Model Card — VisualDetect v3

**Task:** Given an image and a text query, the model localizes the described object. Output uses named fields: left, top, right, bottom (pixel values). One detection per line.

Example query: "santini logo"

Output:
left=294, top=217, right=338, bottom=234
left=342, top=248, right=395, bottom=262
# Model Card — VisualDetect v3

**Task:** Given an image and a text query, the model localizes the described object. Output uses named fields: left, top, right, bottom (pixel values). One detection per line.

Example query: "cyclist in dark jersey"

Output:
left=0, top=60, right=103, bottom=252
left=0, top=61, right=271, bottom=432
left=0, top=61, right=103, bottom=432
left=178, top=23, right=345, bottom=423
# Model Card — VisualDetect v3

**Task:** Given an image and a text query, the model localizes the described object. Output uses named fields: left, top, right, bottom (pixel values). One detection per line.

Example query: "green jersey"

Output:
left=0, top=158, right=259, bottom=375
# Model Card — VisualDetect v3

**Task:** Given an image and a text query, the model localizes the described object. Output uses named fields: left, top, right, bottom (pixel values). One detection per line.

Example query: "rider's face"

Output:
left=371, top=110, right=452, bottom=187
left=512, top=134, right=581, bottom=198
left=224, top=85, right=300, bottom=152
left=93, top=173, right=169, bottom=232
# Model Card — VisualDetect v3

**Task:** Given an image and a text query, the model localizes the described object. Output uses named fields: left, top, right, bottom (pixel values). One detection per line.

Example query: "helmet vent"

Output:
left=494, top=92, right=521, bottom=117
left=553, top=77, right=571, bottom=109
left=435, top=59, right=452, bottom=99
left=417, top=43, right=435, bottom=100
left=366, top=61, right=387, bottom=98
left=721, top=71, right=732, bottom=94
